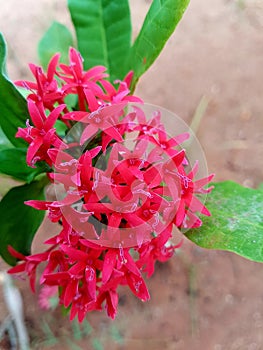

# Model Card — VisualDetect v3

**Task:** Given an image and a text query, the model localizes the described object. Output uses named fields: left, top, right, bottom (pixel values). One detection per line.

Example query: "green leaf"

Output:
left=0, top=179, right=47, bottom=265
left=0, top=148, right=48, bottom=183
left=54, top=119, right=68, bottom=138
left=68, top=0, right=131, bottom=80
left=64, top=93, right=78, bottom=110
left=128, top=0, right=190, bottom=89
left=38, top=21, right=74, bottom=69
left=0, top=33, right=28, bottom=147
left=185, top=181, right=263, bottom=262
left=0, top=127, right=13, bottom=150
left=16, top=86, right=31, bottom=99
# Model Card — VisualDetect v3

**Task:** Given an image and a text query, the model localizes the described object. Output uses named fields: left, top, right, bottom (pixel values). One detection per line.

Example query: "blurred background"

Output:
left=0, top=0, right=263, bottom=349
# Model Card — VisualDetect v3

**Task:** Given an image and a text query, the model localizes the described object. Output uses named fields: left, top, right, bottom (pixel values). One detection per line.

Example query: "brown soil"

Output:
left=0, top=0, right=263, bottom=349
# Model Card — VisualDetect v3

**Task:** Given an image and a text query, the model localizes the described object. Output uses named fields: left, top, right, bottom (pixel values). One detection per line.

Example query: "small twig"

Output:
left=190, top=95, right=210, bottom=136
left=183, top=95, right=210, bottom=154
left=0, top=315, right=12, bottom=339
left=0, top=272, right=30, bottom=350
left=176, top=250, right=199, bottom=337
left=7, top=319, right=18, bottom=350
left=188, top=264, right=198, bottom=336
left=221, top=140, right=248, bottom=150
left=0, top=316, right=18, bottom=349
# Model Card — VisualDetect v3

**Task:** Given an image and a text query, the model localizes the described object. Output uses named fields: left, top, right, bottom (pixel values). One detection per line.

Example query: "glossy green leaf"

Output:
left=0, top=179, right=47, bottom=265
left=128, top=0, right=190, bottom=89
left=38, top=21, right=74, bottom=69
left=54, top=120, right=68, bottom=138
left=0, top=33, right=28, bottom=147
left=68, top=0, right=131, bottom=80
left=0, top=127, right=13, bottom=150
left=64, top=93, right=78, bottom=110
left=0, top=148, right=48, bottom=183
left=185, top=181, right=263, bottom=262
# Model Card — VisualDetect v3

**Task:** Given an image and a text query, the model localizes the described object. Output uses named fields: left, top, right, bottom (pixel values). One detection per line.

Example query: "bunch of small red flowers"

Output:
left=8, top=48, right=213, bottom=321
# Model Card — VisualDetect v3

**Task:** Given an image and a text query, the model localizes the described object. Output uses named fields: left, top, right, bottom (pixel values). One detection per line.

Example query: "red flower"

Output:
left=59, top=49, right=107, bottom=111
left=8, top=246, right=50, bottom=292
left=16, top=54, right=63, bottom=109
left=10, top=48, right=214, bottom=323
left=100, top=71, right=143, bottom=104
left=137, top=224, right=182, bottom=277
left=38, top=285, right=58, bottom=310
left=16, top=100, right=67, bottom=167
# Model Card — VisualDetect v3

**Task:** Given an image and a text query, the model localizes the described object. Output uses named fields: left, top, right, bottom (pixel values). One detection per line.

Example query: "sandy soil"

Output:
left=0, top=0, right=263, bottom=349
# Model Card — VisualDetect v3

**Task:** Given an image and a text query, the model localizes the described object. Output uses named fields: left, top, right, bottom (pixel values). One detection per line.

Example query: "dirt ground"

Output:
left=0, top=0, right=263, bottom=349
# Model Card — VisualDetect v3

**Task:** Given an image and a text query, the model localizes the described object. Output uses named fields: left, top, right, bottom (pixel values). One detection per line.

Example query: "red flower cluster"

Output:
left=9, top=48, right=213, bottom=321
